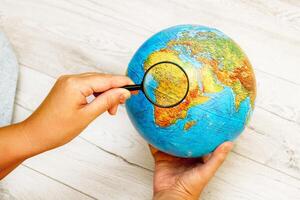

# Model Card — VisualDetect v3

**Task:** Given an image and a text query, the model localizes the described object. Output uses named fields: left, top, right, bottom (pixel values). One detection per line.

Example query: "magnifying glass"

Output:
left=94, top=61, right=189, bottom=108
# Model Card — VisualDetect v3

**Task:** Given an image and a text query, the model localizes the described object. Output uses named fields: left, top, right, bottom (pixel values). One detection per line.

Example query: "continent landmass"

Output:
left=144, top=49, right=210, bottom=127
left=184, top=120, right=197, bottom=131
left=142, top=31, right=256, bottom=128
left=147, top=61, right=188, bottom=107
left=168, top=31, right=256, bottom=108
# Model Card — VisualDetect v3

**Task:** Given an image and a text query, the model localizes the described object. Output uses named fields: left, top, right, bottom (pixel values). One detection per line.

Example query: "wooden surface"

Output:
left=1, top=0, right=300, bottom=199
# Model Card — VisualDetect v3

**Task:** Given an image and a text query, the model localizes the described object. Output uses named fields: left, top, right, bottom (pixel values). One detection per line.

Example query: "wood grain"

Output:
left=0, top=0, right=300, bottom=199
left=1, top=165, right=93, bottom=200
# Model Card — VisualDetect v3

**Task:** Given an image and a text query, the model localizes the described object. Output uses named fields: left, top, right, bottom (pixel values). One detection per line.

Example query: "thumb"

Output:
left=197, top=142, right=233, bottom=181
left=85, top=88, right=131, bottom=118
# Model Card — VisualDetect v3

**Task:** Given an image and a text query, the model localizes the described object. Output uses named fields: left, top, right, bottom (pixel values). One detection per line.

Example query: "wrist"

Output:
left=15, top=121, right=37, bottom=158
left=18, top=118, right=47, bottom=157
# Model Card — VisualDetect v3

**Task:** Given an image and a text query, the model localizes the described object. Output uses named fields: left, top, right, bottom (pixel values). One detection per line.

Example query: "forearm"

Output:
left=0, top=122, right=33, bottom=171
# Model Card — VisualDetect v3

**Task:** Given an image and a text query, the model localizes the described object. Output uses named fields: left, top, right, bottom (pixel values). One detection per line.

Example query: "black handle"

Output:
left=93, top=84, right=142, bottom=97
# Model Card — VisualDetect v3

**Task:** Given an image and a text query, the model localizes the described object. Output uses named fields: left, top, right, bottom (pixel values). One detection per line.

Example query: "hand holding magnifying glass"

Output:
left=94, top=61, right=189, bottom=108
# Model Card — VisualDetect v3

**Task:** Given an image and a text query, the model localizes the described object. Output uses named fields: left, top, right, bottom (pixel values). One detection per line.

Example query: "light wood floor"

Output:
left=1, top=0, right=300, bottom=199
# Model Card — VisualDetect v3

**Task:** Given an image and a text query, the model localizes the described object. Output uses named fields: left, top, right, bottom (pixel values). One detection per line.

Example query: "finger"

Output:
left=197, top=142, right=233, bottom=180
left=84, top=88, right=131, bottom=118
left=79, top=74, right=134, bottom=97
left=149, top=144, right=182, bottom=162
left=131, top=90, right=139, bottom=95
left=108, top=104, right=119, bottom=115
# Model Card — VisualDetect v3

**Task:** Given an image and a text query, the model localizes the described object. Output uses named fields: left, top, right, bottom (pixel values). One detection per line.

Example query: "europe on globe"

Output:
left=125, top=24, right=256, bottom=157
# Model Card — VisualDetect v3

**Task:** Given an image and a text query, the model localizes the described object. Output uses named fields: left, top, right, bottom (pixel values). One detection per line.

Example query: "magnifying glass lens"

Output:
left=143, top=62, right=189, bottom=108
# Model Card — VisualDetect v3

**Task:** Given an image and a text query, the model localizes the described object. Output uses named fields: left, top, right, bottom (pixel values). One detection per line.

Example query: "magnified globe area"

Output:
left=126, top=24, right=256, bottom=157
left=143, top=62, right=188, bottom=107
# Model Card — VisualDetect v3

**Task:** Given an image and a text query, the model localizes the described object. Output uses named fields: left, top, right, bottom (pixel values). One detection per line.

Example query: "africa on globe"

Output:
left=125, top=24, right=256, bottom=157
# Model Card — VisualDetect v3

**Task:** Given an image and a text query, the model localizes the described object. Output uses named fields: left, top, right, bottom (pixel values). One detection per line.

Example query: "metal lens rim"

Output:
left=141, top=61, right=190, bottom=108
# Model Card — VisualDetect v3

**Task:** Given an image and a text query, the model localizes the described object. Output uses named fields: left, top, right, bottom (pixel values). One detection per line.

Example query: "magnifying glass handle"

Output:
left=122, top=84, right=142, bottom=91
left=93, top=84, right=142, bottom=97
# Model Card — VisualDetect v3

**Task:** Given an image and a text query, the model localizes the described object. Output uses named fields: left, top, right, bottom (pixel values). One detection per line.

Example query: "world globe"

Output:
left=125, top=24, right=256, bottom=157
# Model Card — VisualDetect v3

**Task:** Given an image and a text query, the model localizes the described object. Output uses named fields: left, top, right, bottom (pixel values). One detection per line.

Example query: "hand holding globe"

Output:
left=151, top=142, right=233, bottom=200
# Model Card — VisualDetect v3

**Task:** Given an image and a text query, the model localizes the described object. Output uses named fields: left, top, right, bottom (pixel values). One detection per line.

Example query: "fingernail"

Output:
left=119, top=95, right=125, bottom=103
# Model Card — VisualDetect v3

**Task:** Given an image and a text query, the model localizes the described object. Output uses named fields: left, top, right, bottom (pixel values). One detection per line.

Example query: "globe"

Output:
left=125, top=24, right=256, bottom=157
